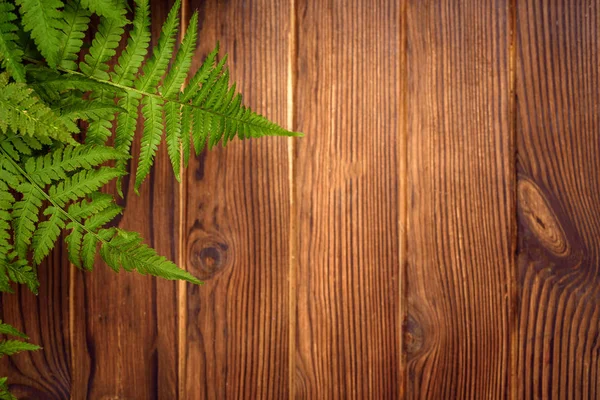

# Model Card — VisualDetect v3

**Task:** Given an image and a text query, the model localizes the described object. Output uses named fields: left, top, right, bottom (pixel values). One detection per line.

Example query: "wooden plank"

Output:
left=516, top=1, right=600, bottom=398
left=69, top=2, right=182, bottom=398
left=404, top=1, right=514, bottom=398
left=181, top=1, right=292, bottom=398
left=293, top=0, right=403, bottom=397
left=0, top=248, right=72, bottom=399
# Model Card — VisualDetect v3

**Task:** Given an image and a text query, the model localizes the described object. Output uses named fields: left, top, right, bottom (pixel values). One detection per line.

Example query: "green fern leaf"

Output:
left=58, top=97, right=123, bottom=121
left=160, top=11, right=198, bottom=99
left=100, top=229, right=201, bottom=283
left=85, top=116, right=114, bottom=145
left=65, top=225, right=83, bottom=267
left=134, top=96, right=163, bottom=191
left=79, top=0, right=127, bottom=23
left=80, top=12, right=128, bottom=80
left=28, top=67, right=122, bottom=102
left=48, top=167, right=124, bottom=206
left=5, top=257, right=38, bottom=293
left=111, top=0, right=150, bottom=86
left=114, top=92, right=141, bottom=195
left=32, top=210, right=65, bottom=264
left=180, top=44, right=220, bottom=102
left=57, top=1, right=91, bottom=70
left=24, top=144, right=125, bottom=186
left=164, top=101, right=181, bottom=181
left=12, top=182, right=43, bottom=258
left=180, top=104, right=191, bottom=167
left=0, top=339, right=40, bottom=356
left=134, top=0, right=180, bottom=93
left=0, top=73, right=78, bottom=144
left=0, top=321, right=27, bottom=339
left=0, top=377, right=17, bottom=400
left=0, top=0, right=26, bottom=82
left=15, top=0, right=63, bottom=68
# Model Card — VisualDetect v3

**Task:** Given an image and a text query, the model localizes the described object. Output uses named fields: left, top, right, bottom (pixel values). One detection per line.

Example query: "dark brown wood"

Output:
left=0, top=247, right=72, bottom=400
left=181, top=1, right=292, bottom=398
left=403, top=0, right=515, bottom=398
left=69, top=2, right=182, bottom=399
left=516, top=1, right=600, bottom=398
left=293, top=0, right=403, bottom=397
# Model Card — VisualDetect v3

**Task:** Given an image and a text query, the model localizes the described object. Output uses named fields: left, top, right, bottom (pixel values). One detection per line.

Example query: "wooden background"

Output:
left=1, top=0, right=600, bottom=398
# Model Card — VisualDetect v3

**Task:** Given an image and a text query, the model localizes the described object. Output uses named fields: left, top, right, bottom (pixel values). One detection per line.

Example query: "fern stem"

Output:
left=22, top=56, right=300, bottom=137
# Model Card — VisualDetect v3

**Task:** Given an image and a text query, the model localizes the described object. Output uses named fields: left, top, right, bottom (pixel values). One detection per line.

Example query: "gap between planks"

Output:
left=178, top=0, right=189, bottom=398
left=287, top=0, right=298, bottom=396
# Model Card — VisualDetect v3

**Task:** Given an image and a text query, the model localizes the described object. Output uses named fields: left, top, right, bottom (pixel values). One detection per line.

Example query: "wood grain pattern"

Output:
left=404, top=0, right=515, bottom=398
left=3, top=1, right=600, bottom=398
left=181, top=1, right=292, bottom=398
left=516, top=1, right=600, bottom=398
left=0, top=247, right=72, bottom=400
left=293, top=0, right=403, bottom=397
left=69, top=2, right=182, bottom=399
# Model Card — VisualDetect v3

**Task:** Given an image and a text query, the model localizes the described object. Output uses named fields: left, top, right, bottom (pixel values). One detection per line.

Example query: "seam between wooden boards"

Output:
left=288, top=0, right=298, bottom=396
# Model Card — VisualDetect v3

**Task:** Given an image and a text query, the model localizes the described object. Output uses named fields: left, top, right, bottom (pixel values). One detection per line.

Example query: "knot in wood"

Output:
left=189, top=238, right=229, bottom=279
left=518, top=179, right=569, bottom=257
left=403, top=314, right=424, bottom=355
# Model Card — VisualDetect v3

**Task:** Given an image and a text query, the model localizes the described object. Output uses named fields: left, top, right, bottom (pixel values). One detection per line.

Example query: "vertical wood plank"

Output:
left=182, top=1, right=292, bottom=398
left=516, top=1, right=600, bottom=398
left=70, top=2, right=182, bottom=398
left=0, top=248, right=72, bottom=399
left=293, top=0, right=403, bottom=397
left=404, top=1, right=514, bottom=398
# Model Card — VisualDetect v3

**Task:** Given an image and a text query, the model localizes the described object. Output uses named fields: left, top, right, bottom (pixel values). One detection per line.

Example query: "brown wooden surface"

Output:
left=181, top=0, right=292, bottom=398
left=516, top=1, right=600, bottom=399
left=403, top=1, right=515, bottom=398
left=292, top=0, right=403, bottom=398
left=2, top=0, right=600, bottom=398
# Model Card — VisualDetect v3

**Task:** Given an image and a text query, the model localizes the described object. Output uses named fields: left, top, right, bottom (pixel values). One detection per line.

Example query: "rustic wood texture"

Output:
left=516, top=1, right=600, bottom=399
left=293, top=0, right=403, bottom=397
left=3, top=0, right=600, bottom=398
left=181, top=1, right=292, bottom=399
left=403, top=0, right=515, bottom=398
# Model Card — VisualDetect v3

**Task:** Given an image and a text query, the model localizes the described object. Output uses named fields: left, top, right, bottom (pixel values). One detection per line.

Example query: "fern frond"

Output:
left=134, top=0, right=180, bottom=93
left=0, top=321, right=27, bottom=339
left=180, top=44, right=220, bottom=102
left=135, top=95, right=162, bottom=191
left=0, top=73, right=78, bottom=144
left=28, top=67, right=121, bottom=102
left=114, top=92, right=141, bottom=195
left=5, top=258, right=38, bottom=293
left=12, top=182, right=43, bottom=258
left=160, top=11, right=198, bottom=99
left=164, top=101, right=181, bottom=180
left=85, top=115, right=114, bottom=145
left=57, top=1, right=91, bottom=70
left=0, top=0, right=26, bottom=82
left=0, top=339, right=40, bottom=356
left=111, top=0, right=150, bottom=86
left=79, top=0, right=127, bottom=24
left=32, top=210, right=65, bottom=264
left=24, top=144, right=125, bottom=186
left=58, top=97, right=123, bottom=121
left=100, top=229, right=201, bottom=283
left=80, top=12, right=128, bottom=80
left=15, top=0, right=63, bottom=68
left=0, top=377, right=17, bottom=400
left=49, top=168, right=124, bottom=206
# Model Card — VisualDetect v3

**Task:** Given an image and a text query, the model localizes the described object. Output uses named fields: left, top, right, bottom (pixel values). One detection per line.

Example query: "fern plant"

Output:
left=0, top=0, right=300, bottom=395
